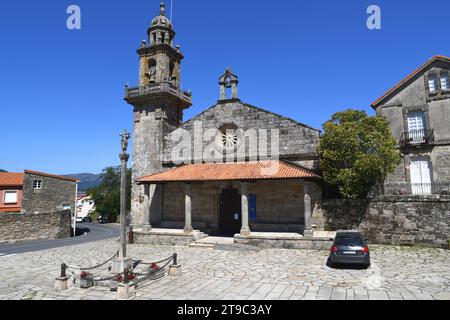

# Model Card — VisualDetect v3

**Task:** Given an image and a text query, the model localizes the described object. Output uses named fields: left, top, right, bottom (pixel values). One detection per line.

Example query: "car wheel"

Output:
left=326, top=258, right=335, bottom=268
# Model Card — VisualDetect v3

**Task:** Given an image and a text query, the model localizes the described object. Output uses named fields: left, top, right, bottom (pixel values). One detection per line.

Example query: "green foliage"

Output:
left=87, top=166, right=132, bottom=223
left=318, top=109, right=401, bottom=199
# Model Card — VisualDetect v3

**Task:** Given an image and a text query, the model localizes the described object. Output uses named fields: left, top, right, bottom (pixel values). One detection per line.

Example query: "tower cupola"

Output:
left=147, top=2, right=175, bottom=47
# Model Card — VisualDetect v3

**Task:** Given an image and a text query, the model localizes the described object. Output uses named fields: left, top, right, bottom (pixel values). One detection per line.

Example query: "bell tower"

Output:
left=125, top=2, right=192, bottom=226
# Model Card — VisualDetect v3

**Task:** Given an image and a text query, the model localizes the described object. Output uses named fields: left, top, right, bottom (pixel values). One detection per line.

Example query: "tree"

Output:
left=318, top=109, right=401, bottom=199
left=87, top=166, right=132, bottom=222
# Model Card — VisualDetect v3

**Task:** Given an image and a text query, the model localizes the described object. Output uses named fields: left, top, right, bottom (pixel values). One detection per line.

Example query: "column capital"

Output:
left=120, top=153, right=130, bottom=162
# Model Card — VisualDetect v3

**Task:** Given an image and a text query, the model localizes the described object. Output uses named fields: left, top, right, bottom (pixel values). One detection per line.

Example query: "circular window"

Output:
left=215, top=123, right=242, bottom=152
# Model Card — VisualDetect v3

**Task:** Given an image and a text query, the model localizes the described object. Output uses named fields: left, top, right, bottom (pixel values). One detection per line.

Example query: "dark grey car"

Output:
left=328, top=232, right=370, bottom=269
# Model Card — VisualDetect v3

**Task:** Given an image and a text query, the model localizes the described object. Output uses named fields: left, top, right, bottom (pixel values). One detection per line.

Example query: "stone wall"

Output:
left=0, top=211, right=71, bottom=243
left=22, top=173, right=77, bottom=215
left=163, top=101, right=321, bottom=169
left=314, top=196, right=450, bottom=247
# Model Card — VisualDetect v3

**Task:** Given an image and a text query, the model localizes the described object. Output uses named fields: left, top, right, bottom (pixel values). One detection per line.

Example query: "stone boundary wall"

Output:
left=0, top=211, right=71, bottom=243
left=314, top=196, right=450, bottom=247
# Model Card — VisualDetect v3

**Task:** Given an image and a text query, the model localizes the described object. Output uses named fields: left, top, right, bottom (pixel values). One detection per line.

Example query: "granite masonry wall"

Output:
left=314, top=196, right=450, bottom=247
left=0, top=211, right=71, bottom=243
left=163, top=101, right=321, bottom=170
left=21, top=173, right=77, bottom=215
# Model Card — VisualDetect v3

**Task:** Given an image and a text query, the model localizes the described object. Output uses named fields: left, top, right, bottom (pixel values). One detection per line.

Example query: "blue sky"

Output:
left=1, top=0, right=449, bottom=174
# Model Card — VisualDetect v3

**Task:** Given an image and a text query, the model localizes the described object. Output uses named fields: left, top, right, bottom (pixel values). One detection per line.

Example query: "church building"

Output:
left=125, top=3, right=323, bottom=240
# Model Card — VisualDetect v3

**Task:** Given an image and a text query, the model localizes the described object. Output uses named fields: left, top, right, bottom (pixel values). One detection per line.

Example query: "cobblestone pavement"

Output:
left=0, top=240, right=449, bottom=300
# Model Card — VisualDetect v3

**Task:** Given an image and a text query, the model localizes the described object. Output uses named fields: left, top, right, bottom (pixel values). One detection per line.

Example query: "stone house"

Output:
left=0, top=170, right=79, bottom=215
left=372, top=55, right=450, bottom=196
left=125, top=3, right=322, bottom=238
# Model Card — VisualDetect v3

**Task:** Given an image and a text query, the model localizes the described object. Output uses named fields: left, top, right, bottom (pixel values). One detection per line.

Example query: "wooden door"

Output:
left=219, top=189, right=241, bottom=236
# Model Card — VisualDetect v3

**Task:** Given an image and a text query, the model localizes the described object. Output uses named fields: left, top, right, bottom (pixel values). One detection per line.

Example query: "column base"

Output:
left=303, top=228, right=314, bottom=238
left=240, top=228, right=251, bottom=237
left=54, top=276, right=70, bottom=291
left=111, top=257, right=133, bottom=274
left=183, top=226, right=193, bottom=234
left=117, top=282, right=136, bottom=299
left=141, top=224, right=152, bottom=233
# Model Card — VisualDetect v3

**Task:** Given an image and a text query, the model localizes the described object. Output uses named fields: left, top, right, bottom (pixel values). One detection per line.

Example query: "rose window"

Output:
left=216, top=123, right=241, bottom=152
left=222, top=130, right=239, bottom=150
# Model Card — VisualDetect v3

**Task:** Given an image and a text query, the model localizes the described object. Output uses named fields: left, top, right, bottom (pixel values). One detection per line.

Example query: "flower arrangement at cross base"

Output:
left=113, top=271, right=135, bottom=283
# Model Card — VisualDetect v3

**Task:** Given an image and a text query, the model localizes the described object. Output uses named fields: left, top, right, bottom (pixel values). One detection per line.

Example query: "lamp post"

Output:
left=112, top=130, right=133, bottom=274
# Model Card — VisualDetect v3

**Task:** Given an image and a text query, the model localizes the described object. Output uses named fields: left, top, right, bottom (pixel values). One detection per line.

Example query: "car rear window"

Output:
left=336, top=235, right=364, bottom=246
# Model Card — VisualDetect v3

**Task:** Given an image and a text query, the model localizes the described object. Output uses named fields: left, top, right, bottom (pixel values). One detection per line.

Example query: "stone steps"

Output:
left=188, top=242, right=215, bottom=249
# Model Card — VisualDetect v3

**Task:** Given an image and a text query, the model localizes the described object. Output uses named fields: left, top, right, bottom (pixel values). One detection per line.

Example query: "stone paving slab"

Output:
left=0, top=239, right=449, bottom=300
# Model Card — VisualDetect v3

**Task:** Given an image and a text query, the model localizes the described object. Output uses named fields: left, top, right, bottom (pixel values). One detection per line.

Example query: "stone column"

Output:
left=184, top=183, right=193, bottom=234
left=303, top=181, right=314, bottom=237
left=232, top=83, right=238, bottom=99
left=220, top=84, right=226, bottom=100
left=142, top=184, right=152, bottom=232
left=240, top=182, right=251, bottom=236
left=112, top=131, right=133, bottom=274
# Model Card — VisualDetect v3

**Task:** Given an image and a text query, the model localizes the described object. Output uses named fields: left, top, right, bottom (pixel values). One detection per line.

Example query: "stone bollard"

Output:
left=117, top=269, right=136, bottom=299
left=168, top=253, right=182, bottom=277
left=54, top=263, right=70, bottom=291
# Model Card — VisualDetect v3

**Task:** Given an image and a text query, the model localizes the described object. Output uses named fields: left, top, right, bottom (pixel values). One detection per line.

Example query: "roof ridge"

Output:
left=24, top=170, right=80, bottom=183
left=371, top=55, right=450, bottom=108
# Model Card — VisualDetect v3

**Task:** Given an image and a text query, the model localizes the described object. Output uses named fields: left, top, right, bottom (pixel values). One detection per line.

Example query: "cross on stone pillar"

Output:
left=184, top=183, right=193, bottom=234
left=303, top=181, right=314, bottom=237
left=142, top=184, right=152, bottom=232
left=240, top=182, right=251, bottom=236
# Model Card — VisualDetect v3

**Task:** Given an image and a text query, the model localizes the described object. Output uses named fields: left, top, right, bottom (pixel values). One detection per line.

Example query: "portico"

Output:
left=135, top=161, right=320, bottom=240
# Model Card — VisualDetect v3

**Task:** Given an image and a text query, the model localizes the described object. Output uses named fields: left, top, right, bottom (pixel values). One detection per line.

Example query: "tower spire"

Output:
left=160, top=2, right=166, bottom=16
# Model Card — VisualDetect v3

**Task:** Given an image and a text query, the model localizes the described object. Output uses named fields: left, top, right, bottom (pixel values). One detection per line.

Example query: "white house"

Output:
left=76, top=194, right=95, bottom=219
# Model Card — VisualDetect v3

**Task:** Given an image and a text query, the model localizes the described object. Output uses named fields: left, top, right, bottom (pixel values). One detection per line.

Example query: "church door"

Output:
left=219, top=189, right=242, bottom=236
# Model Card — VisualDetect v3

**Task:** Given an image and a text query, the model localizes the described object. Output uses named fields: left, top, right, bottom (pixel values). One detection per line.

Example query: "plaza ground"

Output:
left=0, top=239, right=449, bottom=300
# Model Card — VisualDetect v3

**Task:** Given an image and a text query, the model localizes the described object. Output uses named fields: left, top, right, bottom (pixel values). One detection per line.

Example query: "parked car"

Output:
left=82, top=217, right=93, bottom=223
left=76, top=217, right=83, bottom=223
left=328, top=232, right=370, bottom=269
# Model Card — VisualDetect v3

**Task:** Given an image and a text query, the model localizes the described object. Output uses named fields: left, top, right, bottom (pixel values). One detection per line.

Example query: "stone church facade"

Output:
left=125, top=3, right=322, bottom=237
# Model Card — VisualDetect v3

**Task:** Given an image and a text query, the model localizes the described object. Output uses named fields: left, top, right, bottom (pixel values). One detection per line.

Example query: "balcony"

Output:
left=124, top=82, right=192, bottom=108
left=372, top=182, right=450, bottom=197
left=400, top=129, right=434, bottom=148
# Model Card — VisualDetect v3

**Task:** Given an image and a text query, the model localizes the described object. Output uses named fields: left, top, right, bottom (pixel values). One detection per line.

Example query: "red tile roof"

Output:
left=0, top=173, right=24, bottom=187
left=24, top=170, right=80, bottom=183
left=371, top=55, right=450, bottom=109
left=137, top=160, right=320, bottom=183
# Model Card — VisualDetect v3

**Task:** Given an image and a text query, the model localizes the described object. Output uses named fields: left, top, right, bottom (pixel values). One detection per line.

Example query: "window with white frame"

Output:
left=4, top=191, right=18, bottom=204
left=428, top=75, right=438, bottom=93
left=441, top=73, right=449, bottom=91
left=33, top=180, right=43, bottom=190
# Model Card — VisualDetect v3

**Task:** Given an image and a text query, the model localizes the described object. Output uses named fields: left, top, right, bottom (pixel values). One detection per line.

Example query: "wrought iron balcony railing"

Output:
left=371, top=182, right=450, bottom=197
left=400, top=129, right=434, bottom=147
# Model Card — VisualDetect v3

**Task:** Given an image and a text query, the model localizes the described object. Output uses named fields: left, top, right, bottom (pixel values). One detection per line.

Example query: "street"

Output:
left=0, top=223, right=120, bottom=256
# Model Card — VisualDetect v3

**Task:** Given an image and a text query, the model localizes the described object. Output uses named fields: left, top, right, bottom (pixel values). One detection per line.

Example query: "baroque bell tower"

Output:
left=125, top=2, right=192, bottom=226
